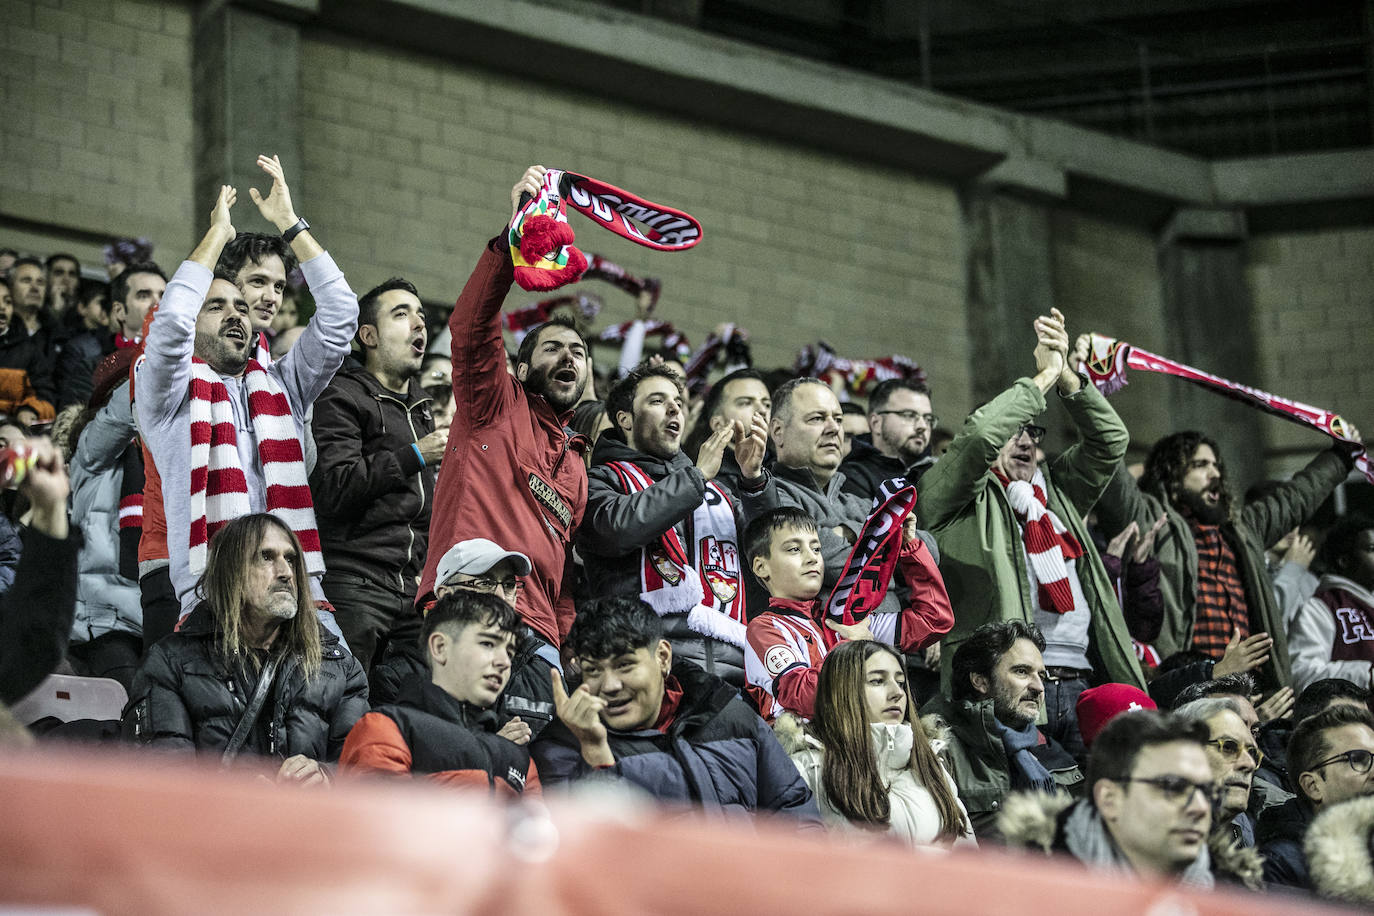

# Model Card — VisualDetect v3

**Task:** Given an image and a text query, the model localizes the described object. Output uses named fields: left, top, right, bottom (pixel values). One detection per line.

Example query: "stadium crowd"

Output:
left=2, top=157, right=1373, bottom=906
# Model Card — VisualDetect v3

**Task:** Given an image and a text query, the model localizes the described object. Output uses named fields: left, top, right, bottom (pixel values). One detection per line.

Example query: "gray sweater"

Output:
left=134, top=255, right=357, bottom=617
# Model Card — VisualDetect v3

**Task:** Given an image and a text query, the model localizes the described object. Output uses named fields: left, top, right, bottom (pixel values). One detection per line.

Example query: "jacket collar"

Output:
left=767, top=596, right=822, bottom=620
left=340, top=363, right=432, bottom=409
left=590, top=429, right=691, bottom=475
left=179, top=601, right=343, bottom=651
left=770, top=460, right=843, bottom=495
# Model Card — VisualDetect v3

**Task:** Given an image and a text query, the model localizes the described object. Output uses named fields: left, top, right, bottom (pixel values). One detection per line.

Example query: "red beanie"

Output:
left=1076, top=684, right=1157, bottom=749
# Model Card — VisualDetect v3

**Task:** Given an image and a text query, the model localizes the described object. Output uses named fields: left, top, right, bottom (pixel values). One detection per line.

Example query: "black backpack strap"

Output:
left=221, top=653, right=282, bottom=766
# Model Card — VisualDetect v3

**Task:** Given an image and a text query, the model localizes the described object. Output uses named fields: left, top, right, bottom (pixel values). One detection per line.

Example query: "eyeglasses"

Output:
left=875, top=410, right=939, bottom=428
left=1310, top=749, right=1374, bottom=775
left=448, top=576, right=524, bottom=597
left=1016, top=424, right=1047, bottom=444
left=1116, top=775, right=1217, bottom=809
left=1206, top=737, right=1264, bottom=767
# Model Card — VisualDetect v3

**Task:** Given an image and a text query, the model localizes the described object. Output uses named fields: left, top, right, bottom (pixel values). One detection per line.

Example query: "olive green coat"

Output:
left=1095, top=446, right=1351, bottom=690
left=917, top=378, right=1144, bottom=690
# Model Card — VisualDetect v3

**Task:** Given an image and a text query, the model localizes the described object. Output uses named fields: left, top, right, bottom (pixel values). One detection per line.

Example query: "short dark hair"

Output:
left=77, top=278, right=109, bottom=307
left=685, top=368, right=767, bottom=458
left=44, top=252, right=79, bottom=271
left=110, top=261, right=166, bottom=307
left=1288, top=704, right=1374, bottom=801
left=569, top=399, right=607, bottom=441
left=1295, top=678, right=1372, bottom=724
left=217, top=232, right=297, bottom=281
left=357, top=277, right=419, bottom=332
left=770, top=377, right=828, bottom=428
left=1087, top=710, right=1210, bottom=790
left=868, top=378, right=931, bottom=415
left=1174, top=672, right=1257, bottom=709
left=421, top=590, right=521, bottom=668
left=565, top=596, right=663, bottom=662
left=743, top=506, right=819, bottom=567
left=605, top=362, right=682, bottom=431
left=1320, top=513, right=1374, bottom=576
left=8, top=256, right=42, bottom=277
left=951, top=620, right=1046, bottom=703
left=840, top=401, right=865, bottom=418
left=515, top=314, right=585, bottom=369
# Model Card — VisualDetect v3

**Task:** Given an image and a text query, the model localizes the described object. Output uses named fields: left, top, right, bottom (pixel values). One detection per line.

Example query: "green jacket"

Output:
left=917, top=377, right=1144, bottom=690
left=1095, top=447, right=1351, bottom=690
left=920, top=692, right=1084, bottom=842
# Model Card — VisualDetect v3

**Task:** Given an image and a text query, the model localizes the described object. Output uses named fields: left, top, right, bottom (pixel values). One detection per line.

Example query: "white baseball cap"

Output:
left=435, top=538, right=532, bottom=588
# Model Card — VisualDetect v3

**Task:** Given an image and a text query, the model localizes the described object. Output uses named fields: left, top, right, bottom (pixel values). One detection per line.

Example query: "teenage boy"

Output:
left=338, top=590, right=540, bottom=797
left=531, top=596, right=820, bottom=824
left=742, top=506, right=953, bottom=720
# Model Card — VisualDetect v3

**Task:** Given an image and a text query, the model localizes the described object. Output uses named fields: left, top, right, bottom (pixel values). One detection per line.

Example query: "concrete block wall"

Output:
left=1246, top=227, right=1374, bottom=477
left=1, top=0, right=196, bottom=265
left=298, top=33, right=973, bottom=415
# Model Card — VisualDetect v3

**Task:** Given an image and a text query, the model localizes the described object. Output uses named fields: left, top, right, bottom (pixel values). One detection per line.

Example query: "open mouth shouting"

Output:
left=409, top=332, right=427, bottom=359
left=222, top=322, right=248, bottom=346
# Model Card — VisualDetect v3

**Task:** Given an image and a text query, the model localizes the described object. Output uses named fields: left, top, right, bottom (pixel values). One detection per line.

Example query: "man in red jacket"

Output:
left=420, top=167, right=590, bottom=731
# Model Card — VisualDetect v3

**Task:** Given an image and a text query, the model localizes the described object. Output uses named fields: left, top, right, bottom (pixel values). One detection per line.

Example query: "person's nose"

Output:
left=1027, top=673, right=1044, bottom=696
left=1184, top=786, right=1211, bottom=820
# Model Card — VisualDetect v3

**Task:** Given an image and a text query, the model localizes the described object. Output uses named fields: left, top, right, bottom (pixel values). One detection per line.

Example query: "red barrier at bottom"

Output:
left=0, top=748, right=1358, bottom=915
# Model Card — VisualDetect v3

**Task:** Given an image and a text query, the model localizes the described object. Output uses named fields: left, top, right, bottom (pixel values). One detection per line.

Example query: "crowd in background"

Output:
left=1, top=158, right=1372, bottom=908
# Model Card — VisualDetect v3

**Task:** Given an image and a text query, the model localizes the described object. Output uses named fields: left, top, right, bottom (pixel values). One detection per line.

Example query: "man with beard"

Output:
left=918, top=309, right=1142, bottom=762
left=1098, top=425, right=1362, bottom=691
left=841, top=378, right=939, bottom=500
left=921, top=621, right=1084, bottom=841
left=135, top=157, right=358, bottom=629
left=420, top=167, right=590, bottom=671
left=216, top=229, right=294, bottom=356
left=311, top=277, right=442, bottom=673
left=579, top=363, right=768, bottom=688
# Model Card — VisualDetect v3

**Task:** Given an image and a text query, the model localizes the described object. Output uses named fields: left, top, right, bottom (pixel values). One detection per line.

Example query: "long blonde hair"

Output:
left=195, top=514, right=321, bottom=679
left=810, top=641, right=965, bottom=841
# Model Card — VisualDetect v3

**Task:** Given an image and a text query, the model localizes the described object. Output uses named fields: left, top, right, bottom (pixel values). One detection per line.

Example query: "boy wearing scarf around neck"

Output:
left=742, top=505, right=953, bottom=722
left=917, top=309, right=1143, bottom=765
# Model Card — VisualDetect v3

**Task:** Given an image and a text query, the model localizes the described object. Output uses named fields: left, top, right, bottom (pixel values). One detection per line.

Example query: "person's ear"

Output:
left=515, top=362, right=529, bottom=383
left=708, top=413, right=727, bottom=433
left=1298, top=770, right=1323, bottom=805
left=656, top=639, right=672, bottom=676
left=427, top=631, right=448, bottom=667
left=969, top=672, right=990, bottom=698
left=1094, top=779, right=1122, bottom=822
left=751, top=554, right=770, bottom=583
left=769, top=416, right=784, bottom=445
left=868, top=412, right=881, bottom=436
left=616, top=409, right=633, bottom=435
left=357, top=324, right=380, bottom=349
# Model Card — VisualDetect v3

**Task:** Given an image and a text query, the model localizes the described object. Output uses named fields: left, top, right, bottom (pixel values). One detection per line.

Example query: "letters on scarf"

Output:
left=823, top=478, right=918, bottom=626
left=509, top=169, right=703, bottom=292
left=1080, top=333, right=1371, bottom=484
left=604, top=461, right=745, bottom=623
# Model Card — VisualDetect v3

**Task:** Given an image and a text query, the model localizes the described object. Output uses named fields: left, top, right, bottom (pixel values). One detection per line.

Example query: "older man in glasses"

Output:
left=1176, top=697, right=1263, bottom=851
left=1259, top=704, right=1374, bottom=891
left=918, top=309, right=1143, bottom=764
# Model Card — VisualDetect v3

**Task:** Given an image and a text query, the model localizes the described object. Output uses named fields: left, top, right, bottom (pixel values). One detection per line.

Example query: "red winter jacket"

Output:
left=418, top=237, right=588, bottom=647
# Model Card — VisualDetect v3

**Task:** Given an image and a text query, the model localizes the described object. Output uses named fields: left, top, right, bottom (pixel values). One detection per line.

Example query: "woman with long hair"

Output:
left=788, top=640, right=975, bottom=848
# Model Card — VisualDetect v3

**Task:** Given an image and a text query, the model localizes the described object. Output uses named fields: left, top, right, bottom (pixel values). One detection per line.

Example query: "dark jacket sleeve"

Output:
left=0, top=528, right=78, bottom=704
left=326, top=654, right=372, bottom=762
left=1146, top=659, right=1215, bottom=710
left=1123, top=555, right=1164, bottom=642
left=1241, top=448, right=1351, bottom=550
left=751, top=712, right=823, bottom=826
left=56, top=334, right=100, bottom=408
left=121, top=642, right=196, bottom=750
left=0, top=514, right=21, bottom=595
left=579, top=464, right=707, bottom=557
left=309, top=381, right=424, bottom=521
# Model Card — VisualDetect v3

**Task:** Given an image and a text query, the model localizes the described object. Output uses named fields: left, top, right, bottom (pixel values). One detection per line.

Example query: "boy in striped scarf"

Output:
left=135, top=157, right=358, bottom=635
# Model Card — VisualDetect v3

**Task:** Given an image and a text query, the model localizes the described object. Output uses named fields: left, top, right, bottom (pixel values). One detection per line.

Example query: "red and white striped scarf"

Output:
left=187, top=358, right=322, bottom=577
left=993, top=467, right=1083, bottom=614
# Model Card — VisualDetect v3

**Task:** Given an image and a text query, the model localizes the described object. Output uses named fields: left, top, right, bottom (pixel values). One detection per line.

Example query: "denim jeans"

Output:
left=1042, top=674, right=1089, bottom=767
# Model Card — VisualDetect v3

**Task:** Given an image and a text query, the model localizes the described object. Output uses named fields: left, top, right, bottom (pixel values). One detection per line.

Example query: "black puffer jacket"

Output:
left=122, top=604, right=369, bottom=761
left=310, top=365, right=435, bottom=597
left=579, top=433, right=751, bottom=687
left=838, top=433, right=935, bottom=503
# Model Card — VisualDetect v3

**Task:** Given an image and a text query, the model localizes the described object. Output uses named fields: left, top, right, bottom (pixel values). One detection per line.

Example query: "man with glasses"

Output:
left=841, top=378, right=940, bottom=501
left=1003, top=710, right=1241, bottom=887
left=1259, top=704, right=1374, bottom=890
left=1177, top=697, right=1263, bottom=849
left=919, top=310, right=1143, bottom=763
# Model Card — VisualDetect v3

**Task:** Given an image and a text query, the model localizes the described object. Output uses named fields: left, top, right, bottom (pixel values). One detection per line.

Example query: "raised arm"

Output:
left=136, top=185, right=236, bottom=425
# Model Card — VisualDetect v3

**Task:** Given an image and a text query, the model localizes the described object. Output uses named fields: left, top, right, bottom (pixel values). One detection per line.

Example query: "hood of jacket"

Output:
left=335, top=363, right=433, bottom=411
left=1306, top=794, right=1374, bottom=905
left=1315, top=573, right=1374, bottom=606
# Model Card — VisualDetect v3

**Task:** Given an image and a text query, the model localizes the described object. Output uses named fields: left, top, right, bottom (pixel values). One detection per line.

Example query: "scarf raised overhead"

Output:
left=509, top=169, right=703, bottom=292
left=994, top=467, right=1083, bottom=614
left=1081, top=333, right=1371, bottom=484
left=187, top=358, right=322, bottom=577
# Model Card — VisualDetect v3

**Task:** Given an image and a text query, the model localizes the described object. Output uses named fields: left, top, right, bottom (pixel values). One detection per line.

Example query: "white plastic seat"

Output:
left=10, top=674, right=129, bottom=725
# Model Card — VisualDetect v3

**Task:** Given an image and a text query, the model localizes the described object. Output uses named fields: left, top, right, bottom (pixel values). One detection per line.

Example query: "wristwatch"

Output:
left=282, top=217, right=310, bottom=243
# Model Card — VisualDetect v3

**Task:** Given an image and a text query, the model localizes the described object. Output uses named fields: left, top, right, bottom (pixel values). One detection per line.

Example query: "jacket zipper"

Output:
left=376, top=390, right=432, bottom=593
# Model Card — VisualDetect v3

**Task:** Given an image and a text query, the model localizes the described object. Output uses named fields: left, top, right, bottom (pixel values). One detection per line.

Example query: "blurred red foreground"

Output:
left=0, top=748, right=1358, bottom=915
